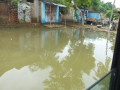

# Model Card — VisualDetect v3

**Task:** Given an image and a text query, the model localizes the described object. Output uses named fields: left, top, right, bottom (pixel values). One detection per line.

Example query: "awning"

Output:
left=44, top=1, right=66, bottom=7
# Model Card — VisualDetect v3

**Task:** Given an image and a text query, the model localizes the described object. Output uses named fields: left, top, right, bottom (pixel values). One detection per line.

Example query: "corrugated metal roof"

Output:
left=43, top=1, right=66, bottom=7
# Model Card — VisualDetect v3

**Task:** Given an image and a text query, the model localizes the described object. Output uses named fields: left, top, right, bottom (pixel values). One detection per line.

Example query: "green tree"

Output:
left=88, top=1, right=114, bottom=13
left=98, top=1, right=114, bottom=13
left=90, top=0, right=100, bottom=11
left=99, top=6, right=106, bottom=12
left=73, top=0, right=92, bottom=26
left=12, top=0, right=18, bottom=8
left=54, top=0, right=92, bottom=25
left=105, top=2, right=112, bottom=10
left=105, top=9, right=118, bottom=20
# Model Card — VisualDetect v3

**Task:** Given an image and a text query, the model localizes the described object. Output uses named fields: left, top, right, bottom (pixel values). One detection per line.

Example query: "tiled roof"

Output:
left=88, top=9, right=99, bottom=13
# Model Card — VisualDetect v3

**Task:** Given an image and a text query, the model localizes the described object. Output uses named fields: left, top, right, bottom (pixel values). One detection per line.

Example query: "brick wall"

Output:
left=0, top=3, right=8, bottom=18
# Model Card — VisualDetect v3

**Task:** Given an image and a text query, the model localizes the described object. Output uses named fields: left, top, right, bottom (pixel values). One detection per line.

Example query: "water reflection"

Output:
left=0, top=28, right=116, bottom=90
left=44, top=31, right=95, bottom=90
left=55, top=40, right=71, bottom=62
left=42, top=31, right=45, bottom=48
left=0, top=66, right=52, bottom=90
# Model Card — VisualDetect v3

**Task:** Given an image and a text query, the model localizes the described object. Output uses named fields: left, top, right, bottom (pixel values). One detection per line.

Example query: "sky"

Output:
left=101, top=0, right=120, bottom=8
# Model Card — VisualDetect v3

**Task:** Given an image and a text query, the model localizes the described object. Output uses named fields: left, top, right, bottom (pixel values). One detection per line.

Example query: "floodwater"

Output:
left=0, top=27, right=116, bottom=90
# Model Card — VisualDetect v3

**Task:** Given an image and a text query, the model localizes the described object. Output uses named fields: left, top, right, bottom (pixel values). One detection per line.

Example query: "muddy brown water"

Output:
left=0, top=27, right=116, bottom=90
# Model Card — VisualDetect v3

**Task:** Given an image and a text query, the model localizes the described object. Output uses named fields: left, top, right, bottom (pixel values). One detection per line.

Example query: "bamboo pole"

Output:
left=110, top=0, right=116, bottom=23
left=109, top=0, right=116, bottom=30
left=50, top=0, right=51, bottom=27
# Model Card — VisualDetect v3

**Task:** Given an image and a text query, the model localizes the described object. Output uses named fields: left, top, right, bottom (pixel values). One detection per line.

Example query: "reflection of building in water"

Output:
left=62, top=29, right=81, bottom=39
left=41, top=30, right=59, bottom=48
left=42, top=31, right=45, bottom=48
left=0, top=28, right=116, bottom=90
left=55, top=30, right=58, bottom=46
left=19, top=32, right=32, bottom=50
left=26, top=32, right=32, bottom=50
left=19, top=34, right=25, bottom=49
left=1, top=29, right=100, bottom=51
left=18, top=30, right=59, bottom=49
left=85, top=32, right=97, bottom=39
left=75, top=29, right=80, bottom=39
left=34, top=30, right=40, bottom=51
left=19, top=31, right=41, bottom=50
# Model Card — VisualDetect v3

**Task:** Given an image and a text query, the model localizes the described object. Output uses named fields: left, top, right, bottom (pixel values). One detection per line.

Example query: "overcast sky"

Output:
left=101, top=0, right=120, bottom=8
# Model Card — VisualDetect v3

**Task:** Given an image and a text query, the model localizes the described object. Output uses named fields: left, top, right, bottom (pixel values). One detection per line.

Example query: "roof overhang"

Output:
left=44, top=1, right=66, bottom=7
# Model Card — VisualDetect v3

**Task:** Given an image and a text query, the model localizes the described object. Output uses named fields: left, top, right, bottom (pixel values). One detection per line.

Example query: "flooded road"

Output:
left=0, top=27, right=116, bottom=90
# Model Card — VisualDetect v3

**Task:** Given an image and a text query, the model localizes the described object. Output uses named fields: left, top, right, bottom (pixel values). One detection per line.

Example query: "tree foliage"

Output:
left=105, top=9, right=119, bottom=20
left=87, top=0, right=114, bottom=13
left=77, top=0, right=92, bottom=9
left=12, top=0, right=18, bottom=8
left=96, top=1, right=114, bottom=13
left=55, top=0, right=114, bottom=13
left=90, top=0, right=100, bottom=11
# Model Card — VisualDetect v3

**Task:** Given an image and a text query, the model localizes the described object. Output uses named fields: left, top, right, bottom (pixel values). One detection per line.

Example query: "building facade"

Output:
left=41, top=2, right=59, bottom=23
left=77, top=9, right=100, bottom=23
left=18, top=0, right=65, bottom=23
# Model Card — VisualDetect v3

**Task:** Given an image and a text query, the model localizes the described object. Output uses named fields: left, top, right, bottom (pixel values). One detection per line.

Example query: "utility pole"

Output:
left=110, top=0, right=116, bottom=23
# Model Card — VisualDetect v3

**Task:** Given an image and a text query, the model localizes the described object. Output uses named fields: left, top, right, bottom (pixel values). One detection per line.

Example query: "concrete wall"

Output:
left=60, top=8, right=89, bottom=23
left=61, top=7, right=74, bottom=22
left=88, top=13, right=100, bottom=20
left=77, top=11, right=81, bottom=23
left=41, top=2, right=45, bottom=23
left=77, top=9, right=88, bottom=23
left=56, top=6, right=59, bottom=23
left=77, top=9, right=100, bottom=23
left=80, top=9, right=89, bottom=18
left=18, top=2, right=31, bottom=23
left=34, top=0, right=39, bottom=22
left=18, top=0, right=41, bottom=23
